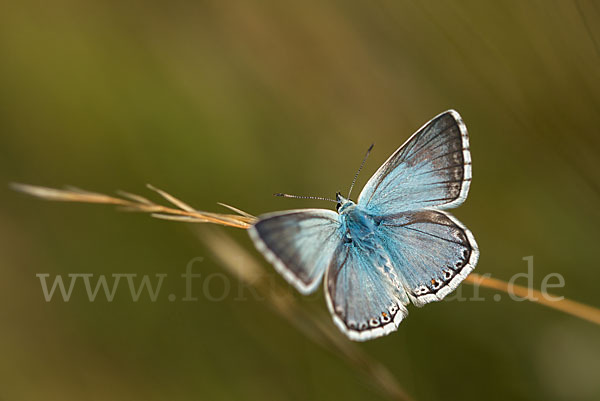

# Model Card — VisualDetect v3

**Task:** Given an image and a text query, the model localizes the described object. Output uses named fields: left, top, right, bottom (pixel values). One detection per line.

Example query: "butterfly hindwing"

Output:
left=249, top=209, right=341, bottom=294
left=358, top=110, right=471, bottom=214
left=376, top=209, right=479, bottom=306
left=324, top=241, right=409, bottom=341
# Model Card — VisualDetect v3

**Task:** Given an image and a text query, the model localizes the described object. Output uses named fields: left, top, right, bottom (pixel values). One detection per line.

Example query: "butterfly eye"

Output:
left=336, top=203, right=341, bottom=212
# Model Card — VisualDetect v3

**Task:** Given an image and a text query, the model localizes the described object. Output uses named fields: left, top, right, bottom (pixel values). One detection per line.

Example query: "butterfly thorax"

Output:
left=337, top=200, right=379, bottom=246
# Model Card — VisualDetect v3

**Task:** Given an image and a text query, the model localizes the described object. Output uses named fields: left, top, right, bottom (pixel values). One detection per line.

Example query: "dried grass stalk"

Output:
left=12, top=183, right=600, bottom=327
left=11, top=183, right=256, bottom=228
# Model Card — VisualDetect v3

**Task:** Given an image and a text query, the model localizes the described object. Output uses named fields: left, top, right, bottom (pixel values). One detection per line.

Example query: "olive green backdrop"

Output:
left=2, top=1, right=600, bottom=400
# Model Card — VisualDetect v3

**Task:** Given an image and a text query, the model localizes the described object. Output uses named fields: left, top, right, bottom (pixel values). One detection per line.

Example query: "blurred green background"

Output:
left=2, top=1, right=600, bottom=400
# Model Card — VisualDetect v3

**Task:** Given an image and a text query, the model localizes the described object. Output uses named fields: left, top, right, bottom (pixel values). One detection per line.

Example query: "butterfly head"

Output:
left=335, top=192, right=354, bottom=214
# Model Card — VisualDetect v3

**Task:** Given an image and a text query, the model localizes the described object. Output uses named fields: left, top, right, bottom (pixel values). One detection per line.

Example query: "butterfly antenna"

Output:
left=274, top=193, right=337, bottom=203
left=347, top=143, right=374, bottom=199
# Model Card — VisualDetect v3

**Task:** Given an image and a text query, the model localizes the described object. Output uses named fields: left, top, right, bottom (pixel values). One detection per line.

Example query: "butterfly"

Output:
left=248, top=110, right=479, bottom=341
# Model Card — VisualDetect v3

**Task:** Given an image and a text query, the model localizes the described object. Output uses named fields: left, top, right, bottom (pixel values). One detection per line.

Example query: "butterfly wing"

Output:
left=358, top=110, right=471, bottom=214
left=249, top=209, right=341, bottom=294
left=324, top=241, right=409, bottom=341
left=376, top=209, right=479, bottom=307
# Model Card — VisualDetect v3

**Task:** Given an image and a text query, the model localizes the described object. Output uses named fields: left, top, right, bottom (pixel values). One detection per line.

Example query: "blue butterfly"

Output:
left=249, top=110, right=479, bottom=341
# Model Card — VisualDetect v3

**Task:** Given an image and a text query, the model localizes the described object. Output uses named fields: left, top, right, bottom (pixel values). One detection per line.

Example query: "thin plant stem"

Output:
left=11, top=183, right=255, bottom=228
left=464, top=274, right=600, bottom=325
left=12, top=183, right=600, bottom=328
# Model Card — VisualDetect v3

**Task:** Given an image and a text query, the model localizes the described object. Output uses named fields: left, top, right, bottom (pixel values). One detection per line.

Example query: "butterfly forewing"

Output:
left=248, top=209, right=341, bottom=294
left=358, top=110, right=471, bottom=214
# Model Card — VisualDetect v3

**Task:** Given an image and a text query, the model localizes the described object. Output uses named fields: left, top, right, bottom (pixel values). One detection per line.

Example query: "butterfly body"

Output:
left=337, top=196, right=379, bottom=247
left=249, top=110, right=479, bottom=341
